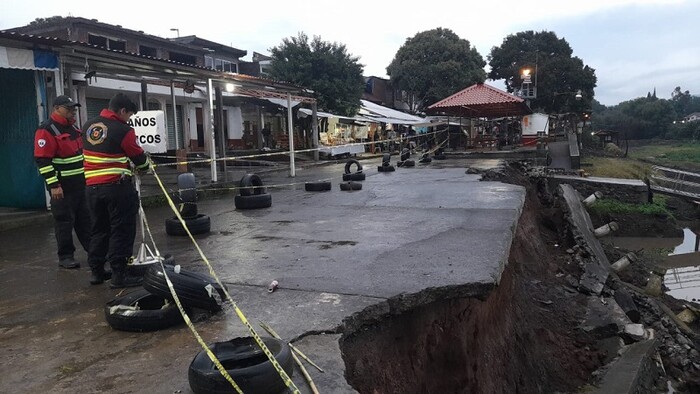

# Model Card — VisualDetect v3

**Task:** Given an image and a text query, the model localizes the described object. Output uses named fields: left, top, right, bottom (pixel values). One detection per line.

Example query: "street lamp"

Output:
left=170, top=28, right=180, bottom=38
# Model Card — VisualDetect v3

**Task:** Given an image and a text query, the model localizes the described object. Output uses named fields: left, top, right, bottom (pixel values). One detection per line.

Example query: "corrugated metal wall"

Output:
left=0, top=69, right=45, bottom=208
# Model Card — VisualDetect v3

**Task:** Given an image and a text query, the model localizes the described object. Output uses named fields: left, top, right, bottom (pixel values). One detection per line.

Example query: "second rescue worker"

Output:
left=82, top=93, right=150, bottom=288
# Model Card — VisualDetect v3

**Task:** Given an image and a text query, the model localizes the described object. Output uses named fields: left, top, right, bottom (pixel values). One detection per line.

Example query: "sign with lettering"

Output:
left=129, top=110, right=167, bottom=153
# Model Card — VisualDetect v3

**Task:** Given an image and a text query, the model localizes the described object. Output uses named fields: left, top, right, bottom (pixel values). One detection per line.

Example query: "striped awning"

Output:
left=0, top=46, right=58, bottom=71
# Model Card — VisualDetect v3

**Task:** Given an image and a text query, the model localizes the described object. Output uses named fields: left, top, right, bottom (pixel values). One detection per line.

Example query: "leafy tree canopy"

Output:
left=387, top=28, right=486, bottom=114
left=671, top=86, right=700, bottom=118
left=592, top=96, right=676, bottom=139
left=268, top=32, right=364, bottom=116
left=488, top=30, right=597, bottom=114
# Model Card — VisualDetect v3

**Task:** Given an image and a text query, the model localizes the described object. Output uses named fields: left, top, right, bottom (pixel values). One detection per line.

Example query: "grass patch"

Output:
left=628, top=142, right=700, bottom=171
left=588, top=198, right=670, bottom=216
left=581, top=157, right=651, bottom=179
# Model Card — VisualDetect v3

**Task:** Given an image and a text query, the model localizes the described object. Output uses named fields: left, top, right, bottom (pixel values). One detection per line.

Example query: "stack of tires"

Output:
left=377, top=153, right=395, bottom=172
left=342, top=159, right=365, bottom=181
left=165, top=173, right=211, bottom=236
left=396, top=148, right=415, bottom=168
left=304, top=180, right=332, bottom=192
left=235, top=174, right=272, bottom=209
left=104, top=264, right=227, bottom=332
left=340, top=159, right=364, bottom=191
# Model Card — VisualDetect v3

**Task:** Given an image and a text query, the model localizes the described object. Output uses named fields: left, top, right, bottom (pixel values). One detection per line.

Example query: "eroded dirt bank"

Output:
left=339, top=166, right=604, bottom=393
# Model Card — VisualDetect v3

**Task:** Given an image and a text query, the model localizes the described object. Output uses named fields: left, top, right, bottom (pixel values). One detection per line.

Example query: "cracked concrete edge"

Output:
left=559, top=183, right=611, bottom=295
left=591, top=338, right=660, bottom=394
left=340, top=282, right=496, bottom=334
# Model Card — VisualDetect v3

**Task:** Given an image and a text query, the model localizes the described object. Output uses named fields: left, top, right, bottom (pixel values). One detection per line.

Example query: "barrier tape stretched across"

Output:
left=149, top=165, right=300, bottom=394
left=151, top=128, right=449, bottom=168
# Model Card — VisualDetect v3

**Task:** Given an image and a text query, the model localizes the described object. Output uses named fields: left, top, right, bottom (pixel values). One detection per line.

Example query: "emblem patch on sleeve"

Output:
left=37, top=139, right=46, bottom=148
left=87, top=123, right=108, bottom=145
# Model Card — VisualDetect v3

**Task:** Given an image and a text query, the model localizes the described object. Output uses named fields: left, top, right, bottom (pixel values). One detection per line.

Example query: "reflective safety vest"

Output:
left=82, top=109, right=149, bottom=186
left=34, top=114, right=85, bottom=191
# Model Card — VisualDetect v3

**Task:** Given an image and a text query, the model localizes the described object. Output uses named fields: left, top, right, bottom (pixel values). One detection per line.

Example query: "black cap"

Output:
left=53, top=95, right=81, bottom=108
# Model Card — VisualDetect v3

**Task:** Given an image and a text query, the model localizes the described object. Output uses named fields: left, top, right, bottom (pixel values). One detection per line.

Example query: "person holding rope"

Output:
left=82, top=93, right=150, bottom=288
left=33, top=95, right=91, bottom=270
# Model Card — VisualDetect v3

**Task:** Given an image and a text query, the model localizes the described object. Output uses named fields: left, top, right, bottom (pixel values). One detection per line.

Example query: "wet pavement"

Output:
left=0, top=157, right=525, bottom=393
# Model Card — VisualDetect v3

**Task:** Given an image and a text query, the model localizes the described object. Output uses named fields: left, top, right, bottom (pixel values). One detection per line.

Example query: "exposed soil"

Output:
left=340, top=162, right=700, bottom=393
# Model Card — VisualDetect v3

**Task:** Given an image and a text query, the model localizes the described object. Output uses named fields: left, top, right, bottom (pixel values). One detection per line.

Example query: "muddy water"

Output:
left=609, top=227, right=700, bottom=301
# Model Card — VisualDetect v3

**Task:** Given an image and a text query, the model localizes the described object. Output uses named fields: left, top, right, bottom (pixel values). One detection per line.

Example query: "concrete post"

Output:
left=594, top=221, right=619, bottom=238
left=611, top=252, right=637, bottom=272
left=582, top=191, right=604, bottom=206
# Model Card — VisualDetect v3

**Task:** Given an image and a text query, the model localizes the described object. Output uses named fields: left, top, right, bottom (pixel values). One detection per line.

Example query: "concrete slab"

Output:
left=0, top=162, right=525, bottom=393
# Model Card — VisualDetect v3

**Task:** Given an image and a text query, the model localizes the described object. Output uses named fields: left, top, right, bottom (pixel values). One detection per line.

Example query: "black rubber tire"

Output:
left=179, top=202, right=198, bottom=218
left=165, top=214, right=211, bottom=236
left=127, top=254, right=175, bottom=277
left=377, top=165, right=395, bottom=172
left=396, top=161, right=404, bottom=167
left=342, top=172, right=365, bottom=181
left=177, top=173, right=197, bottom=203
left=339, top=182, right=362, bottom=191
left=344, top=159, right=363, bottom=174
left=234, top=193, right=272, bottom=210
left=188, top=337, right=294, bottom=394
left=305, top=181, right=332, bottom=191
left=419, top=155, right=432, bottom=164
left=143, top=264, right=227, bottom=312
left=382, top=153, right=391, bottom=165
left=104, top=288, right=184, bottom=332
left=400, top=149, right=410, bottom=161
left=239, top=174, right=266, bottom=197
left=403, top=159, right=415, bottom=167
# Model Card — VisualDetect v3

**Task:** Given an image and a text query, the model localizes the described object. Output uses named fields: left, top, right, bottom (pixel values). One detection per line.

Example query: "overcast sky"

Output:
left=2, top=0, right=698, bottom=106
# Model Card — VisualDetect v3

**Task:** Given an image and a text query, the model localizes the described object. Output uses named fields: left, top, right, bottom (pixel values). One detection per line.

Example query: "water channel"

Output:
left=606, top=225, right=700, bottom=301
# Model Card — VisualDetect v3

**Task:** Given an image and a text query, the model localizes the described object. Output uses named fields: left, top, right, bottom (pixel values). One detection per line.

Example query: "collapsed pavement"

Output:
left=1, top=158, right=698, bottom=393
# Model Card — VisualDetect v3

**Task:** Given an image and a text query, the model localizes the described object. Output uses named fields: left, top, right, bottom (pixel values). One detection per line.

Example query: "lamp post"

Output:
left=170, top=28, right=179, bottom=38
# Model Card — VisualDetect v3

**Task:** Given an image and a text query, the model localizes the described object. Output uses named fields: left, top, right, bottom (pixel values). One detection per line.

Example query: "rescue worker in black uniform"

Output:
left=82, top=93, right=149, bottom=288
left=34, top=95, right=92, bottom=269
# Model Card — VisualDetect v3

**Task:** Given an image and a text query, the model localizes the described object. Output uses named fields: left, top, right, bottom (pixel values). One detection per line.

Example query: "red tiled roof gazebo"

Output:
left=426, top=83, right=532, bottom=118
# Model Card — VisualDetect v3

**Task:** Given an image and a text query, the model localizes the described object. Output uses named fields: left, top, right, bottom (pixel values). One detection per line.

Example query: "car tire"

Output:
left=239, top=174, right=266, bottom=197
left=340, top=182, right=362, bottom=191
left=143, top=264, right=227, bottom=312
left=234, top=193, right=272, bottom=210
left=165, top=214, right=211, bottom=236
left=402, top=159, right=415, bottom=167
left=188, top=337, right=294, bottom=394
left=305, top=181, right=332, bottom=191
left=104, top=288, right=184, bottom=332
left=377, top=165, right=395, bottom=172
left=342, top=172, right=365, bottom=181
left=344, top=159, right=363, bottom=174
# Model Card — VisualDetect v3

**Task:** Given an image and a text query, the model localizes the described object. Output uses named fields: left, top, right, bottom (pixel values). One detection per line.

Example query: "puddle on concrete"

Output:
left=608, top=227, right=700, bottom=301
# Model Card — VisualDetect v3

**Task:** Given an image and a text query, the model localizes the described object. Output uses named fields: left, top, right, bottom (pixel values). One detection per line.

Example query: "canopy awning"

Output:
left=426, top=83, right=532, bottom=118
left=0, top=46, right=58, bottom=71
left=360, top=99, right=425, bottom=124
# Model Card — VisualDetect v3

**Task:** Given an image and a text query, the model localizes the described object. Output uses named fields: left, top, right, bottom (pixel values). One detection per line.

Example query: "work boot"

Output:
left=109, top=271, right=143, bottom=289
left=58, top=257, right=80, bottom=269
left=90, top=266, right=112, bottom=285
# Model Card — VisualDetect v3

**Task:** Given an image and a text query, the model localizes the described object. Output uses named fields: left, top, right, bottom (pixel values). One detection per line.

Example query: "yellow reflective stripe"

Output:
left=85, top=168, right=132, bottom=178
left=84, top=154, right=129, bottom=164
left=39, top=165, right=55, bottom=174
left=136, top=161, right=150, bottom=169
left=52, top=155, right=83, bottom=164
left=46, top=176, right=59, bottom=184
left=60, top=168, right=85, bottom=177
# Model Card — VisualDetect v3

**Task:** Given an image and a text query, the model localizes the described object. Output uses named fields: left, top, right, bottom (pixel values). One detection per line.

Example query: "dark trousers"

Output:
left=51, top=189, right=91, bottom=260
left=86, top=181, right=139, bottom=272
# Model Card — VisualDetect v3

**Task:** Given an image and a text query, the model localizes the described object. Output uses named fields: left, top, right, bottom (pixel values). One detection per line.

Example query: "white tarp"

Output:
left=359, top=99, right=425, bottom=124
left=521, top=113, right=549, bottom=136
left=266, top=97, right=301, bottom=108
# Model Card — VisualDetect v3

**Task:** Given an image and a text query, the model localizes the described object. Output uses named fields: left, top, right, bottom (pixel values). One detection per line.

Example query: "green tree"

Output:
left=268, top=32, right=364, bottom=116
left=387, top=28, right=486, bottom=113
left=488, top=30, right=597, bottom=114
left=671, top=86, right=700, bottom=118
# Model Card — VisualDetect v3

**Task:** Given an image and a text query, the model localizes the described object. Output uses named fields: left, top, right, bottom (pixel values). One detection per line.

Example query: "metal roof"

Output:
left=426, top=83, right=532, bottom=118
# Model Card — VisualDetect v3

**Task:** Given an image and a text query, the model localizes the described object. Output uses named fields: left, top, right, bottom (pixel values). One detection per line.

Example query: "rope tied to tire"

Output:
left=150, top=165, right=301, bottom=394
